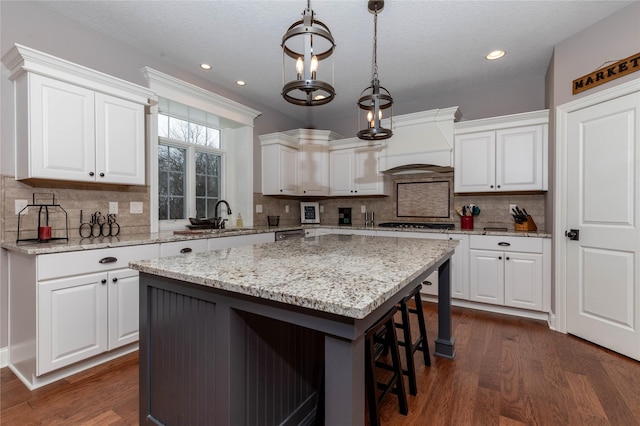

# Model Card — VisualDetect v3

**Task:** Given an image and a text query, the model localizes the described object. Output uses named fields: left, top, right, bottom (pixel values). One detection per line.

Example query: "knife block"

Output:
left=514, top=215, right=537, bottom=232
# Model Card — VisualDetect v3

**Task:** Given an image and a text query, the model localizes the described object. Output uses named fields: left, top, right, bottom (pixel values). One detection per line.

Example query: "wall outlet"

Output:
left=509, top=204, right=517, bottom=214
left=256, top=204, right=263, bottom=213
left=15, top=199, right=28, bottom=215
left=285, top=205, right=289, bottom=213
left=130, top=201, right=143, bottom=214
left=360, top=205, right=366, bottom=213
left=109, top=202, right=118, bottom=215
left=320, top=205, right=324, bottom=213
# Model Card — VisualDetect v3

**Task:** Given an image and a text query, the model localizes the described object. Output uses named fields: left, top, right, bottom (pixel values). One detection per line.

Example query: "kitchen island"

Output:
left=130, top=234, right=458, bottom=425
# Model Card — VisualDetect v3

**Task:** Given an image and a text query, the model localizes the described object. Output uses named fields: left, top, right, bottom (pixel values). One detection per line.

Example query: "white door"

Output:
left=565, top=87, right=640, bottom=360
left=29, top=74, right=95, bottom=182
left=108, top=268, right=140, bottom=349
left=38, top=273, right=108, bottom=374
left=469, top=249, right=504, bottom=305
left=96, top=93, right=145, bottom=185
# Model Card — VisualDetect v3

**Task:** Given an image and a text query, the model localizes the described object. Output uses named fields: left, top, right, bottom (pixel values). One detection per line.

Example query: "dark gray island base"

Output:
left=133, top=235, right=456, bottom=425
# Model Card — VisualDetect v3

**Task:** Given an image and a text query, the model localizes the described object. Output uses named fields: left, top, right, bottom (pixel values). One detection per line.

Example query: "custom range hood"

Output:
left=379, top=106, right=461, bottom=174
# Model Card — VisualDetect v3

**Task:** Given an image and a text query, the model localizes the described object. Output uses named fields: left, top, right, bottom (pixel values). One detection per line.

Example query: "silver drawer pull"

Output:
left=99, top=256, right=118, bottom=264
left=422, top=280, right=433, bottom=286
left=180, top=248, right=193, bottom=254
left=498, top=242, right=511, bottom=247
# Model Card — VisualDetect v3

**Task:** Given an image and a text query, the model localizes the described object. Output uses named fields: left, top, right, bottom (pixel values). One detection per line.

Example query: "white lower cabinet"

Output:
left=375, top=230, right=469, bottom=300
left=207, top=232, right=275, bottom=250
left=469, top=235, right=549, bottom=312
left=159, top=239, right=208, bottom=257
left=38, top=267, right=141, bottom=374
left=8, top=244, right=158, bottom=388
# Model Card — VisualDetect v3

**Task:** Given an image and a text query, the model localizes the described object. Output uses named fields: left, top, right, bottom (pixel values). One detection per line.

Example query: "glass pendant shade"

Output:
left=282, top=1, right=336, bottom=106
left=357, top=0, right=393, bottom=140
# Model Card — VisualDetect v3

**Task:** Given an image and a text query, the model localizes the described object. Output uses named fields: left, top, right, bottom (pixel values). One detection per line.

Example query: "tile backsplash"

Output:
left=254, top=172, right=546, bottom=231
left=1, top=175, right=151, bottom=242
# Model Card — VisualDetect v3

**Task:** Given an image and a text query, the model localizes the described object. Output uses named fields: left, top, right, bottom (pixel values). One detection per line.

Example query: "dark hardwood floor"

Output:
left=2, top=304, right=640, bottom=425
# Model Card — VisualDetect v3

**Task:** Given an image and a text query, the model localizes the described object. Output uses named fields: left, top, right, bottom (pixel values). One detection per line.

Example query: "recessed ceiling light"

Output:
left=486, top=50, right=506, bottom=60
left=236, top=80, right=246, bottom=86
left=200, top=63, right=212, bottom=70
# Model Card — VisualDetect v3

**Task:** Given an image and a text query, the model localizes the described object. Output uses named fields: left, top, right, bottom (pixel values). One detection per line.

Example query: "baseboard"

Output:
left=421, top=296, right=551, bottom=323
left=0, top=346, right=8, bottom=368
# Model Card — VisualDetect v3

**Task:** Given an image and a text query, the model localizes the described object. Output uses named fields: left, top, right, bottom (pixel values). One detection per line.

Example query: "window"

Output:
left=157, top=111, right=223, bottom=221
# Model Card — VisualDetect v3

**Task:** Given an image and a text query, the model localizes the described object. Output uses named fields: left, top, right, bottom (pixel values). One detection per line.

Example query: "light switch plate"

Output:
left=360, top=205, right=366, bottom=213
left=256, top=204, right=263, bottom=213
left=109, top=202, right=118, bottom=215
left=15, top=199, right=28, bottom=215
left=285, top=205, right=289, bottom=213
left=509, top=204, right=517, bottom=214
left=130, top=201, right=143, bottom=214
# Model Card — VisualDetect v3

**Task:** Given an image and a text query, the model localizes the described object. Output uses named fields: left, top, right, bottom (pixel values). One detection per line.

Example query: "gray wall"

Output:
left=315, top=75, right=547, bottom=137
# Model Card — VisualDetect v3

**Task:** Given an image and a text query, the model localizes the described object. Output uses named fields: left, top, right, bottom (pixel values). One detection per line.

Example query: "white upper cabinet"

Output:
left=260, top=133, right=299, bottom=195
left=329, top=138, right=390, bottom=196
left=260, top=129, right=340, bottom=196
left=2, top=44, right=152, bottom=185
left=454, top=110, right=548, bottom=193
left=95, top=93, right=145, bottom=184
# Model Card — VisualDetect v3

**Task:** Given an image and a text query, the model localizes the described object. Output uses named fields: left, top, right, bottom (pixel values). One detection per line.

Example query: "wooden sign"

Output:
left=573, top=52, right=640, bottom=94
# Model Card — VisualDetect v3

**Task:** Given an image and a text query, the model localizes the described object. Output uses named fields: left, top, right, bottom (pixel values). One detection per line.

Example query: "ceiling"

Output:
left=40, top=1, right=633, bottom=124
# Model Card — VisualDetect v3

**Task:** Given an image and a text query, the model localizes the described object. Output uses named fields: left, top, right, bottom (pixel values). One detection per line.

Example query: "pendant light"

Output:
left=282, top=0, right=336, bottom=106
left=357, top=0, right=393, bottom=140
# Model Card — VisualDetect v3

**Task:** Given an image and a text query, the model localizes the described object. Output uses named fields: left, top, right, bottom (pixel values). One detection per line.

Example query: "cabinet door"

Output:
left=28, top=74, right=96, bottom=182
left=504, top=252, right=543, bottom=311
left=38, top=272, right=108, bottom=375
left=300, top=142, right=329, bottom=196
left=329, top=149, right=354, bottom=195
left=496, top=125, right=544, bottom=191
left=261, top=144, right=298, bottom=195
left=279, top=145, right=298, bottom=195
left=108, top=268, right=140, bottom=349
left=469, top=249, right=504, bottom=305
left=353, top=147, right=384, bottom=195
left=454, top=132, right=495, bottom=193
left=95, top=93, right=145, bottom=185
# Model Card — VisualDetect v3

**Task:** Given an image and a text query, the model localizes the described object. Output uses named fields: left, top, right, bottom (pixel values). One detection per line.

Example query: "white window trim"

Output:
left=158, top=136, right=226, bottom=229
left=142, top=67, right=261, bottom=233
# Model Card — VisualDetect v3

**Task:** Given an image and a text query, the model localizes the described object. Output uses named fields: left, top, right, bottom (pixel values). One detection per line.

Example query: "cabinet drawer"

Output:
left=469, top=235, right=543, bottom=253
left=159, top=239, right=207, bottom=257
left=37, top=244, right=159, bottom=281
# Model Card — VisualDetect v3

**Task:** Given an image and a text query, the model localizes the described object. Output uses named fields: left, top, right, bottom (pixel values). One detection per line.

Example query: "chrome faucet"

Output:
left=214, top=200, right=232, bottom=229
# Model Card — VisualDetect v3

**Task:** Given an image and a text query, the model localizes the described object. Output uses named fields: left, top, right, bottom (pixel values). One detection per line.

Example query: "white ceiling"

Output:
left=40, top=1, right=633, bottom=124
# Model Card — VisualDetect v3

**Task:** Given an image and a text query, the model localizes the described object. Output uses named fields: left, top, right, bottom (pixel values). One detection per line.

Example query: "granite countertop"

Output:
left=130, top=234, right=458, bottom=319
left=0, top=223, right=550, bottom=255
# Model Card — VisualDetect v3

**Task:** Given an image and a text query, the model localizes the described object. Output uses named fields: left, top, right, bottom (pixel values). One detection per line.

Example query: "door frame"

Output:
left=554, top=78, right=640, bottom=333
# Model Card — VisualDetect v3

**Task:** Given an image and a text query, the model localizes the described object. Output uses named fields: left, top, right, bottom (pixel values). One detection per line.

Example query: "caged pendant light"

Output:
left=281, top=0, right=336, bottom=106
left=357, top=0, right=393, bottom=140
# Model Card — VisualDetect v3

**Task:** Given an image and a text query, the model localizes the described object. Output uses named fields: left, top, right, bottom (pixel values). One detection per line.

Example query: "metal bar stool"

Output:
left=365, top=305, right=409, bottom=426
left=395, top=283, right=431, bottom=396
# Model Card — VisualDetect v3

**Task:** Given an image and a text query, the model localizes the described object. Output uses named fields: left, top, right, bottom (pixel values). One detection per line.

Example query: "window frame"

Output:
left=143, top=67, right=261, bottom=233
left=157, top=134, right=226, bottom=231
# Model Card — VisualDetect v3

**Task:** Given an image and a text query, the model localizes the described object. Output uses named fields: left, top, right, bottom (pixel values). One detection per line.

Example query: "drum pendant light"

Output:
left=357, top=0, right=393, bottom=140
left=281, top=0, right=336, bottom=106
